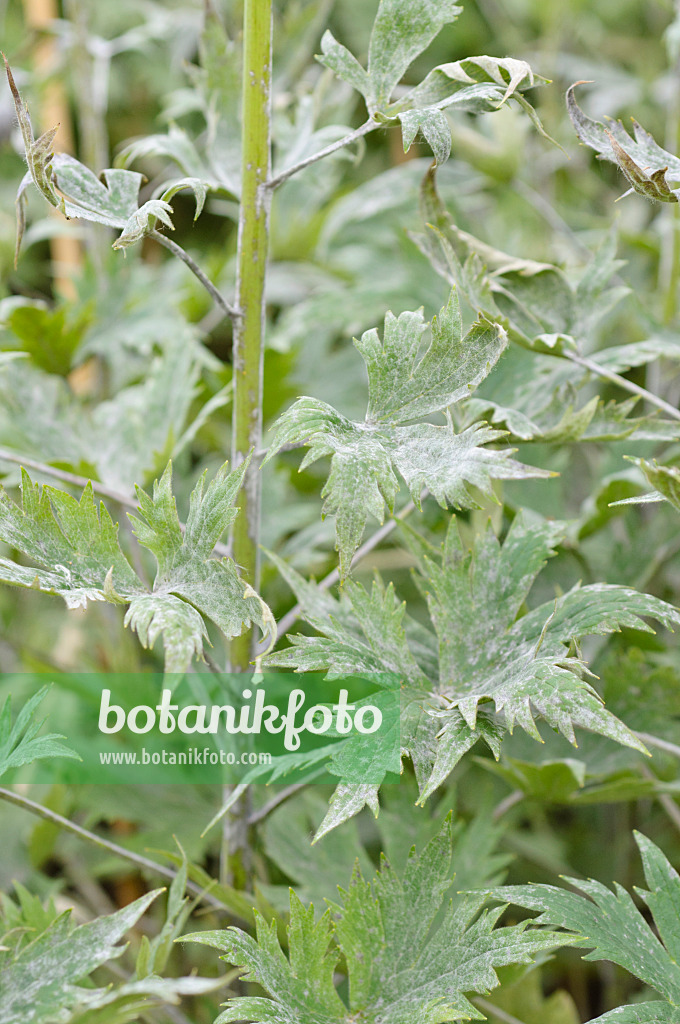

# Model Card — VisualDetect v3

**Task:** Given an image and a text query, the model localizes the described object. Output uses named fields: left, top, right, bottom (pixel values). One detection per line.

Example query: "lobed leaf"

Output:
left=567, top=83, right=680, bottom=203
left=266, top=512, right=676, bottom=829
left=3, top=58, right=205, bottom=258
left=182, top=819, right=567, bottom=1023
left=266, top=291, right=551, bottom=576
left=481, top=832, right=680, bottom=1022
left=0, top=463, right=274, bottom=672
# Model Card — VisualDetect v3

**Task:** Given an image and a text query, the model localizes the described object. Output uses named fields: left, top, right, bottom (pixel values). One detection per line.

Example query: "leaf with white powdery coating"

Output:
left=0, top=463, right=274, bottom=672
left=481, top=832, right=680, bottom=1023
left=567, top=83, right=680, bottom=203
left=266, top=291, right=552, bottom=577
left=0, top=888, right=218, bottom=1024
left=126, top=458, right=276, bottom=665
left=267, top=512, right=677, bottom=827
left=181, top=818, right=568, bottom=1024
left=3, top=58, right=200, bottom=257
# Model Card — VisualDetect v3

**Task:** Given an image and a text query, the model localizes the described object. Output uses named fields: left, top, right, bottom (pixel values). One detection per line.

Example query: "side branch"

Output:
left=565, top=350, right=680, bottom=422
left=0, top=785, right=227, bottom=910
left=150, top=230, right=240, bottom=322
left=274, top=494, right=420, bottom=641
left=265, top=118, right=377, bottom=191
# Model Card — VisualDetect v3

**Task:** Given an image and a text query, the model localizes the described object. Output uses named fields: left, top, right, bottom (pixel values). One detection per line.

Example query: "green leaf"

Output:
left=127, top=459, right=276, bottom=663
left=261, top=785, right=512, bottom=914
left=3, top=59, right=193, bottom=257
left=567, top=83, right=680, bottom=203
left=0, top=686, right=79, bottom=780
left=0, top=333, right=209, bottom=494
left=0, top=463, right=274, bottom=672
left=366, top=0, right=463, bottom=110
left=398, top=107, right=452, bottom=165
left=111, top=199, right=175, bottom=250
left=317, top=8, right=550, bottom=162
left=267, top=512, right=676, bottom=827
left=266, top=292, right=551, bottom=576
left=482, top=832, right=680, bottom=1022
left=0, top=889, right=217, bottom=1024
left=0, top=469, right=143, bottom=609
left=587, top=1006, right=678, bottom=1023
left=407, top=56, right=547, bottom=113
left=182, top=818, right=568, bottom=1023
left=318, top=1, right=462, bottom=113
left=414, top=166, right=628, bottom=352
left=157, top=177, right=209, bottom=219
left=317, top=30, right=370, bottom=98
left=617, top=459, right=680, bottom=512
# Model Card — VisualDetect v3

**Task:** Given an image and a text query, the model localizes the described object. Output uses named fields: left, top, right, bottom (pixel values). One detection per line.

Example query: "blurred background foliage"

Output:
left=3, top=1, right=680, bottom=1020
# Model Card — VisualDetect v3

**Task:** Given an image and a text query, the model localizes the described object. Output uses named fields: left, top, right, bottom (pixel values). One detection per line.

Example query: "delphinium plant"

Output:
left=1, top=1, right=680, bottom=1022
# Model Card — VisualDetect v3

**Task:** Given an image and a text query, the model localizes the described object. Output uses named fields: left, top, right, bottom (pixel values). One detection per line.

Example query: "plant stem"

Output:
left=473, top=998, right=530, bottom=1024
left=265, top=118, right=376, bottom=191
left=246, top=783, right=307, bottom=826
left=0, top=447, right=136, bottom=506
left=0, top=785, right=227, bottom=909
left=219, top=0, right=273, bottom=890
left=564, top=350, right=680, bottom=422
left=636, top=731, right=680, bottom=760
left=150, top=230, right=240, bottom=322
left=275, top=496, right=420, bottom=640
left=230, top=0, right=272, bottom=673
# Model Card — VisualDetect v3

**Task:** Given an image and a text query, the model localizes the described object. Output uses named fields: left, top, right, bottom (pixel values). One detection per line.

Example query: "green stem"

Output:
left=220, top=0, right=273, bottom=891
left=564, top=351, right=680, bottom=421
left=0, top=785, right=226, bottom=909
left=230, top=0, right=273, bottom=674
left=662, top=205, right=680, bottom=325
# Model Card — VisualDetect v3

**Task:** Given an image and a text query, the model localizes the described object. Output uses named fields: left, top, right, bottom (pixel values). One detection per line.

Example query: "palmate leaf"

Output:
left=482, top=832, right=680, bottom=1023
left=0, top=889, right=217, bottom=1024
left=567, top=83, right=680, bottom=203
left=266, top=291, right=552, bottom=577
left=0, top=463, right=274, bottom=672
left=182, top=818, right=567, bottom=1024
left=126, top=459, right=276, bottom=666
left=266, top=513, right=679, bottom=833
left=0, top=685, right=79, bottom=780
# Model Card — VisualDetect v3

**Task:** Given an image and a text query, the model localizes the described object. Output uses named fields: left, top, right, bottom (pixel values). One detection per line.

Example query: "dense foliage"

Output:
left=2, top=0, right=680, bottom=1021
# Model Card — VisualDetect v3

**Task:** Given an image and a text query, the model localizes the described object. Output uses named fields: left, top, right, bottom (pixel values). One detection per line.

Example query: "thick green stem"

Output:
left=231, top=0, right=272, bottom=674
left=221, top=0, right=273, bottom=890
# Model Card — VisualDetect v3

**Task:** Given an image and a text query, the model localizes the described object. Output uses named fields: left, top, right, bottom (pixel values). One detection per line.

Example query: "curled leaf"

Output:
left=567, top=82, right=680, bottom=203
left=112, top=199, right=175, bottom=250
